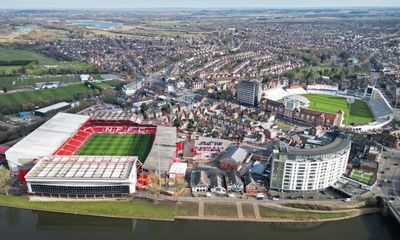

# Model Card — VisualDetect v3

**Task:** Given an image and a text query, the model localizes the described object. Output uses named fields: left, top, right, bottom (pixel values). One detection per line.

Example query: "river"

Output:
left=0, top=206, right=399, bottom=240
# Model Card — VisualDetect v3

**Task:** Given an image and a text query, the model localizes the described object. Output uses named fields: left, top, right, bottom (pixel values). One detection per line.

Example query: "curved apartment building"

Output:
left=270, top=134, right=351, bottom=191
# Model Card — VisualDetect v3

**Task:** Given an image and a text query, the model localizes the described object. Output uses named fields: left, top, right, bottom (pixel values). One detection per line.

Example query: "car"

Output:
left=256, top=193, right=265, bottom=200
left=394, top=163, right=399, bottom=166
left=343, top=198, right=351, bottom=202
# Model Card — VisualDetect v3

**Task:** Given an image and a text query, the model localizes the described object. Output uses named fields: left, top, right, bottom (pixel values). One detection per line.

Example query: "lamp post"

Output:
left=346, top=96, right=355, bottom=127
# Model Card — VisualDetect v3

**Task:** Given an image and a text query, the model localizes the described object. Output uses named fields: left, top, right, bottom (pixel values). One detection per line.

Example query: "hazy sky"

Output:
left=1, top=0, right=400, bottom=9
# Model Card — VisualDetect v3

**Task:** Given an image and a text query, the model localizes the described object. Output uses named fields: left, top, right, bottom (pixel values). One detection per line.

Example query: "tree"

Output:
left=173, top=178, right=187, bottom=196
left=0, top=168, right=11, bottom=195
left=102, top=89, right=117, bottom=103
left=2, top=87, right=7, bottom=93
left=173, top=117, right=182, bottom=127
left=140, top=103, right=149, bottom=114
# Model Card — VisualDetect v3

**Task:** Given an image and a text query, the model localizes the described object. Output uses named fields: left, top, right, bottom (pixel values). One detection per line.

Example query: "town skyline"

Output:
left=2, top=0, right=400, bottom=9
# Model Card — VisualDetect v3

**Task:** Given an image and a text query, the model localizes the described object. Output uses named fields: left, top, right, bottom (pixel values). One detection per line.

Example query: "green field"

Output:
left=0, top=75, right=81, bottom=91
left=0, top=83, right=96, bottom=114
left=350, top=169, right=374, bottom=185
left=75, top=133, right=154, bottom=161
left=0, top=48, right=96, bottom=75
left=301, top=94, right=375, bottom=124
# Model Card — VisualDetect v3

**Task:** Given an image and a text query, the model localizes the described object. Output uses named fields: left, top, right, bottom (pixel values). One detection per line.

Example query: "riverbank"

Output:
left=0, top=195, right=381, bottom=223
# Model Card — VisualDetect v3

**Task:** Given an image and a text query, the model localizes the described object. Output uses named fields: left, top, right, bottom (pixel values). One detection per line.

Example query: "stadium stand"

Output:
left=53, top=119, right=157, bottom=156
left=285, top=87, right=308, bottom=95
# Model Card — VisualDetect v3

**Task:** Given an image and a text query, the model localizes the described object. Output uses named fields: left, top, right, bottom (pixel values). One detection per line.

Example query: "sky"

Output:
left=1, top=0, right=400, bottom=10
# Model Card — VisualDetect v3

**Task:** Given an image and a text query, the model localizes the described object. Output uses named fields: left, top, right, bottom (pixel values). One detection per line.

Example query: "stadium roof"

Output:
left=284, top=95, right=310, bottom=104
left=26, top=155, right=137, bottom=180
left=6, top=113, right=90, bottom=167
left=143, top=125, right=177, bottom=174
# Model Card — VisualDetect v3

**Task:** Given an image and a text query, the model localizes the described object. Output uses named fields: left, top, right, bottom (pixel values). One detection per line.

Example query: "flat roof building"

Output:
left=25, top=155, right=138, bottom=197
left=34, top=102, right=71, bottom=117
left=237, top=79, right=261, bottom=106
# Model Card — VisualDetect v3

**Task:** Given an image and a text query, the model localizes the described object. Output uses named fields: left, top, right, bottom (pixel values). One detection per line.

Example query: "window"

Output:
left=31, top=184, right=130, bottom=195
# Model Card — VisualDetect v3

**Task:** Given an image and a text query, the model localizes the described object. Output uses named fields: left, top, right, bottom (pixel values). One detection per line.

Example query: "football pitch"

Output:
left=350, top=169, right=374, bottom=185
left=301, top=94, right=375, bottom=124
left=75, top=133, right=154, bottom=161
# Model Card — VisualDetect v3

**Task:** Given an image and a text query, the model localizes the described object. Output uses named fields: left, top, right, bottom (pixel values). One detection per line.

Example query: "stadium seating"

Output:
left=368, top=99, right=393, bottom=120
left=52, top=119, right=157, bottom=156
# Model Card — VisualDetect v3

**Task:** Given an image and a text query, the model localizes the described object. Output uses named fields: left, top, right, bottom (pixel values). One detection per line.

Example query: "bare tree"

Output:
left=0, top=168, right=11, bottom=195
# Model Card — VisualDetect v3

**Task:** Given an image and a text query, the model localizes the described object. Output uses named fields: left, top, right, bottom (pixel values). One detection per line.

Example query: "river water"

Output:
left=0, top=206, right=399, bottom=240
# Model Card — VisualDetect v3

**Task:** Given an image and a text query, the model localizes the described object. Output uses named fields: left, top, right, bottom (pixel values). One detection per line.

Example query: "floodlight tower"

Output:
left=395, top=88, right=400, bottom=110
left=345, top=96, right=355, bottom=127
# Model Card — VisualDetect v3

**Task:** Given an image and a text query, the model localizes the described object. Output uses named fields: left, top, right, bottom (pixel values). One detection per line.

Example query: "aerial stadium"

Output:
left=5, top=112, right=177, bottom=198
left=262, top=84, right=393, bottom=132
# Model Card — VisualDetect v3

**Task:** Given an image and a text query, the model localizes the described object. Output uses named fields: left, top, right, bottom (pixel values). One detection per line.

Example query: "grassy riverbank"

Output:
left=0, top=195, right=375, bottom=222
left=0, top=195, right=177, bottom=220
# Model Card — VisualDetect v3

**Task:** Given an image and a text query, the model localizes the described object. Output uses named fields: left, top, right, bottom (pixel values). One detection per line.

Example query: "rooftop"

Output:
left=6, top=113, right=90, bottom=166
left=281, top=133, right=351, bottom=157
left=26, top=155, right=137, bottom=180
left=34, top=102, right=71, bottom=114
left=143, top=125, right=177, bottom=173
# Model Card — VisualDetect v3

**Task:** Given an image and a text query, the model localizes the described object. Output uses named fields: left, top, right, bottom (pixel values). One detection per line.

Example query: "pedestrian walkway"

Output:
left=199, top=200, right=204, bottom=217
left=253, top=203, right=261, bottom=220
left=236, top=202, right=243, bottom=219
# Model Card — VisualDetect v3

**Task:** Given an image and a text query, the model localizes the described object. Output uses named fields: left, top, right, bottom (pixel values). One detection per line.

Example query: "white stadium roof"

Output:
left=26, top=155, right=137, bottom=181
left=143, top=125, right=177, bottom=174
left=6, top=113, right=90, bottom=170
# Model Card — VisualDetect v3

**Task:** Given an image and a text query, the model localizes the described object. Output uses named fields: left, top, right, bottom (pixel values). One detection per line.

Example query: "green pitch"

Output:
left=301, top=94, right=375, bottom=124
left=75, top=133, right=154, bottom=161
left=350, top=169, right=374, bottom=185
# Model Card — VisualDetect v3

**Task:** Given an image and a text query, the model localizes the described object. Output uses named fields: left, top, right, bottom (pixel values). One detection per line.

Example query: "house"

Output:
left=190, top=170, right=210, bottom=193
left=210, top=173, right=227, bottom=195
left=218, top=146, right=250, bottom=170
left=80, top=74, right=93, bottom=82
left=225, top=170, right=243, bottom=192
left=243, top=172, right=265, bottom=195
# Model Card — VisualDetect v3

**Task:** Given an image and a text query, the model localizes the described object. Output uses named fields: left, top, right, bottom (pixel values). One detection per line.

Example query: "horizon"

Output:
left=1, top=0, right=400, bottom=10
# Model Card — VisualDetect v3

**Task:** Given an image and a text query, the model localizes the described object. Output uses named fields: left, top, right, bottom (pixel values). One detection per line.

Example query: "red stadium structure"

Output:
left=53, top=119, right=157, bottom=156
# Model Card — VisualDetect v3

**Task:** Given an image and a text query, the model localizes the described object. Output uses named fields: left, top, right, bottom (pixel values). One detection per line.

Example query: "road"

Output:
left=379, top=149, right=400, bottom=221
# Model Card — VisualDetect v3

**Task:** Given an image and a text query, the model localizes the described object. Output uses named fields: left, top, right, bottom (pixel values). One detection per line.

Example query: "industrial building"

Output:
left=270, top=133, right=351, bottom=191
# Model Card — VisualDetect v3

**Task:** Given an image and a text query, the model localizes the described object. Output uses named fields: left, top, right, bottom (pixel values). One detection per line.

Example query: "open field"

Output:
left=0, top=75, right=81, bottom=91
left=301, top=94, right=375, bottom=124
left=0, top=48, right=96, bottom=75
left=0, top=83, right=96, bottom=114
left=89, top=80, right=124, bottom=90
left=350, top=169, right=374, bottom=185
left=76, top=133, right=154, bottom=161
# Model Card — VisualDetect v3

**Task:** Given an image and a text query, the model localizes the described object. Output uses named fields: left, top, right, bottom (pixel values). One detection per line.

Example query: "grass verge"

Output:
left=0, top=195, right=175, bottom=220
left=259, top=205, right=354, bottom=220
left=204, top=203, right=238, bottom=218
